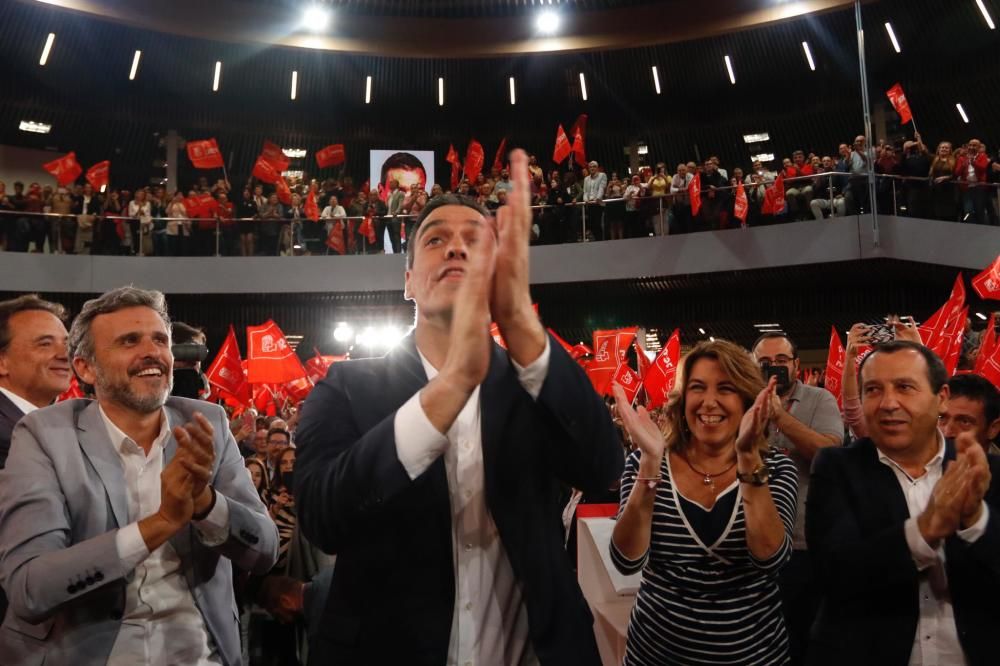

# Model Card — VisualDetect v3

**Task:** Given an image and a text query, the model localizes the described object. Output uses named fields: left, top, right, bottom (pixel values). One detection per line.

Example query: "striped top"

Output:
left=610, top=449, right=798, bottom=665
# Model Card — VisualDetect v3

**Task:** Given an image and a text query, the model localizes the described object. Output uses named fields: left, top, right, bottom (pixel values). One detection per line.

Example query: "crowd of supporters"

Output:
left=1, top=130, right=998, bottom=257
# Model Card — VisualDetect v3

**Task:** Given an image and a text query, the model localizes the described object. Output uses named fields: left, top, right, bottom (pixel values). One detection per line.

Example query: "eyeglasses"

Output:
left=758, top=355, right=795, bottom=367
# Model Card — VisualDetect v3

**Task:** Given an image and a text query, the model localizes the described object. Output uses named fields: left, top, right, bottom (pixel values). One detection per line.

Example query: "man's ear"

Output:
left=72, top=356, right=97, bottom=388
left=0, top=351, right=9, bottom=379
left=403, top=270, right=413, bottom=301
left=987, top=416, right=1000, bottom=443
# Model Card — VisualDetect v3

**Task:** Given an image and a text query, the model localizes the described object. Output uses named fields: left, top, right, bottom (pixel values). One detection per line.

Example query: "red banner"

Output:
left=446, top=143, right=462, bottom=191
left=246, top=320, right=307, bottom=384
left=689, top=173, right=702, bottom=217
left=587, top=327, right=638, bottom=395
left=642, top=329, right=681, bottom=409
left=553, top=124, right=572, bottom=164
left=315, top=144, right=346, bottom=168
left=42, top=152, right=82, bottom=187
left=358, top=215, right=376, bottom=245
left=975, top=314, right=996, bottom=376
left=886, top=83, right=913, bottom=125
left=275, top=176, right=292, bottom=205
left=570, top=114, right=588, bottom=167
left=464, top=139, right=485, bottom=183
left=205, top=325, right=251, bottom=406
left=85, top=160, right=110, bottom=190
left=492, top=137, right=508, bottom=173
left=305, top=185, right=320, bottom=221
left=305, top=351, right=346, bottom=384
left=186, top=138, right=224, bottom=169
left=261, top=140, right=290, bottom=172
left=772, top=174, right=786, bottom=215
left=733, top=180, right=749, bottom=227
left=252, top=156, right=281, bottom=184
left=919, top=274, right=966, bottom=354
left=972, top=254, right=1000, bottom=300
left=326, top=221, right=346, bottom=255
left=823, top=326, right=846, bottom=408
left=613, top=362, right=643, bottom=405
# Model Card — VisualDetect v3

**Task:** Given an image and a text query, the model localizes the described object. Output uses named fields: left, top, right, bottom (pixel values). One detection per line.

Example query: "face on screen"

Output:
left=386, top=166, right=427, bottom=194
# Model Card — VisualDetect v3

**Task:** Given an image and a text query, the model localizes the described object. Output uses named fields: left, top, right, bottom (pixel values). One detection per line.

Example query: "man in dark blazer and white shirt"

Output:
left=295, top=149, right=623, bottom=664
left=806, top=341, right=1000, bottom=666
left=0, top=287, right=278, bottom=665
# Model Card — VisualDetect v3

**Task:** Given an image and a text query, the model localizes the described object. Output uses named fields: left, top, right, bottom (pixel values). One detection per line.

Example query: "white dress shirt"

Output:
left=0, top=386, right=39, bottom=415
left=877, top=435, right=990, bottom=666
left=393, top=341, right=551, bottom=666
left=104, top=406, right=231, bottom=666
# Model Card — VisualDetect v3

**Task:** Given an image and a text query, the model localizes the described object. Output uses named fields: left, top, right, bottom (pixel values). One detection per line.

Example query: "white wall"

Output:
left=0, top=144, right=65, bottom=189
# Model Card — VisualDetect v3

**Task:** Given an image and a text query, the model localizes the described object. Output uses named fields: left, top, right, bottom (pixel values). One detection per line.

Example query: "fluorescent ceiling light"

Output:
left=282, top=148, right=307, bottom=158
left=977, top=0, right=996, bottom=30
left=976, top=312, right=988, bottom=320
left=213, top=61, right=222, bottom=91
left=509, top=76, right=516, bottom=105
left=290, top=70, right=298, bottom=100
left=698, top=327, right=706, bottom=335
left=753, top=323, right=782, bottom=328
left=365, top=75, right=372, bottom=104
left=724, top=55, right=736, bottom=84
left=438, top=77, right=444, bottom=106
left=39, top=33, right=55, bottom=66
left=743, top=132, right=770, bottom=144
left=651, top=66, right=661, bottom=95
left=579, top=72, right=588, bottom=101
left=129, top=50, right=142, bottom=80
left=751, top=153, right=776, bottom=162
left=19, top=120, right=51, bottom=134
left=884, top=22, right=901, bottom=53
left=957, top=103, right=970, bottom=123
left=802, top=41, right=816, bottom=71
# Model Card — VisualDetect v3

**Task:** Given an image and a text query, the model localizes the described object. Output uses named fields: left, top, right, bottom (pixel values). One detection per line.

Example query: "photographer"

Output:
left=171, top=321, right=209, bottom=400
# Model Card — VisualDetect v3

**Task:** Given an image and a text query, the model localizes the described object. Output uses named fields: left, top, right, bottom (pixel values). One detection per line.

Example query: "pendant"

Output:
left=703, top=475, right=712, bottom=486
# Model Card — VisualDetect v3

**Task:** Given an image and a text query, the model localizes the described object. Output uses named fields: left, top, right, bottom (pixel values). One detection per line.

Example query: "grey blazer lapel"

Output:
left=77, top=402, right=129, bottom=528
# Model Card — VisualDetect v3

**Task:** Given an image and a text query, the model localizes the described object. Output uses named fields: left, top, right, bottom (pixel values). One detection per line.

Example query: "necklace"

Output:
left=681, top=453, right=736, bottom=490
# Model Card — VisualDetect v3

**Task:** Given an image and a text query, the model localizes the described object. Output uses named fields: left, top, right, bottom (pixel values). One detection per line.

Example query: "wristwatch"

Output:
left=737, top=462, right=770, bottom=486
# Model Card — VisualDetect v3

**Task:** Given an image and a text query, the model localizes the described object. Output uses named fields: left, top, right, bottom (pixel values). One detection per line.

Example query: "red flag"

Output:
left=762, top=185, right=776, bottom=215
left=634, top=340, right=652, bottom=379
left=183, top=195, right=203, bottom=219
left=56, top=375, right=85, bottom=402
left=588, top=327, right=638, bottom=395
left=85, top=160, right=110, bottom=191
left=464, top=140, right=485, bottom=183
left=642, top=329, right=681, bottom=409
left=492, top=137, right=508, bottom=173
left=772, top=174, right=786, bottom=215
left=42, top=152, right=82, bottom=187
left=446, top=143, right=462, bottom=191
left=733, top=180, right=749, bottom=227
left=943, top=308, right=968, bottom=376
left=196, top=192, right=217, bottom=216
left=305, top=351, right=345, bottom=384
left=326, top=221, right=346, bottom=255
left=688, top=173, right=702, bottom=217
left=572, top=342, right=594, bottom=360
left=972, top=254, right=1000, bottom=300
left=553, top=124, right=572, bottom=164
left=613, top=363, right=643, bottom=405
left=275, top=176, right=292, bottom=205
left=246, top=321, right=306, bottom=384
left=252, top=156, right=280, bottom=184
left=261, top=140, right=290, bottom=172
left=569, top=114, right=588, bottom=167
left=976, top=316, right=1000, bottom=389
left=886, top=83, right=913, bottom=125
left=357, top=215, right=376, bottom=244
left=489, top=322, right=507, bottom=349
left=823, top=326, right=846, bottom=408
left=284, top=376, right=314, bottom=403
left=975, top=314, right=997, bottom=376
left=205, top=325, right=252, bottom=406
left=315, top=144, right=346, bottom=168
left=305, top=185, right=320, bottom=221
left=920, top=274, right=967, bottom=352
left=186, top=138, right=224, bottom=169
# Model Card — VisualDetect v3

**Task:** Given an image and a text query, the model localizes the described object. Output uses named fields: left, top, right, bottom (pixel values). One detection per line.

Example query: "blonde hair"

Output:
left=662, top=339, right=768, bottom=454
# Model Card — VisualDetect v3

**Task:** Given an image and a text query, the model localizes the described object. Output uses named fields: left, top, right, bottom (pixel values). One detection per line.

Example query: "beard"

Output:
left=94, top=365, right=172, bottom=414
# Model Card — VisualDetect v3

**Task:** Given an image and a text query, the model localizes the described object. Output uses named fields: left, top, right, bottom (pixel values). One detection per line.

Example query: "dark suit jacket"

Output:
left=0, top=390, right=24, bottom=470
left=806, top=437, right=1000, bottom=666
left=295, top=333, right=623, bottom=665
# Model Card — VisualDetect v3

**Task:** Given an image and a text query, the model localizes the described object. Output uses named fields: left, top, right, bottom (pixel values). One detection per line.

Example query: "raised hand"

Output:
left=736, top=377, right=776, bottom=455
left=612, top=383, right=666, bottom=463
left=173, top=412, right=216, bottom=513
left=918, top=457, right=971, bottom=548
left=846, top=323, right=871, bottom=355
left=956, top=431, right=991, bottom=527
left=158, top=452, right=196, bottom=529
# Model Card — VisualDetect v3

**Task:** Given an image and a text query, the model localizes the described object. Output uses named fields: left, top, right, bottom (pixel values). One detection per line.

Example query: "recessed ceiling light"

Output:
left=303, top=6, right=331, bottom=32
left=19, top=120, right=51, bottom=134
left=536, top=10, right=560, bottom=34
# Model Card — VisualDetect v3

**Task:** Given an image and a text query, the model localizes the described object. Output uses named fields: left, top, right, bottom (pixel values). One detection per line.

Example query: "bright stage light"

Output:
left=303, top=6, right=331, bottom=32
left=536, top=10, right=560, bottom=35
left=333, top=322, right=354, bottom=342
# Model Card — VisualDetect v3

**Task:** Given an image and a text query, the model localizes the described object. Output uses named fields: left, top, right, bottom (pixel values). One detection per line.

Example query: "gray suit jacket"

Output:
left=0, top=397, right=278, bottom=666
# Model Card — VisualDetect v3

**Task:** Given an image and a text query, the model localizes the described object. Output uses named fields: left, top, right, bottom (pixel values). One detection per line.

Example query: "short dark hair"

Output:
left=267, top=427, right=290, bottom=443
left=405, top=194, right=492, bottom=269
left=948, top=373, right=1000, bottom=424
left=0, top=294, right=67, bottom=352
left=858, top=340, right=948, bottom=392
left=380, top=152, right=426, bottom=188
left=171, top=321, right=205, bottom=346
left=751, top=332, right=798, bottom=359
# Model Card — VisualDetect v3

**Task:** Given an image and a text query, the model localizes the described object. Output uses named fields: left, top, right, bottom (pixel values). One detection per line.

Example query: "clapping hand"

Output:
left=612, top=383, right=666, bottom=463
left=736, top=377, right=776, bottom=456
left=173, top=412, right=216, bottom=513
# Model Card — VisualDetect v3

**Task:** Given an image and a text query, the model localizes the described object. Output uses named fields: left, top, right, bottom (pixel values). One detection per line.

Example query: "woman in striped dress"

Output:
left=611, top=339, right=798, bottom=665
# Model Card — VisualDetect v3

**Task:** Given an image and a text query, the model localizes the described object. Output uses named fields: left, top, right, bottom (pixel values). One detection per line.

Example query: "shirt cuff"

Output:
left=904, top=517, right=940, bottom=571
left=193, top=492, right=231, bottom=547
left=394, top=393, right=450, bottom=480
left=957, top=502, right=990, bottom=544
left=511, top=338, right=551, bottom=401
left=116, top=523, right=151, bottom=573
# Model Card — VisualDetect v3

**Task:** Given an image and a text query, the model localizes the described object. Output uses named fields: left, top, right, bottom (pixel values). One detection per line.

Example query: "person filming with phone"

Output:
left=751, top=331, right=845, bottom=664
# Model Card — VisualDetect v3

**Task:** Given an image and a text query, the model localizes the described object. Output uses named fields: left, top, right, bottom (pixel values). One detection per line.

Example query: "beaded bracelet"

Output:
left=635, top=475, right=662, bottom=490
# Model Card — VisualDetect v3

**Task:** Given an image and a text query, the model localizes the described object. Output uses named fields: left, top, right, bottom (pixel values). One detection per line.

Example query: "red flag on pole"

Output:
left=326, top=221, right=346, bottom=255
left=633, top=339, right=652, bottom=379
left=305, top=351, right=345, bottom=384
left=587, top=327, right=638, bottom=395
left=42, top=152, right=82, bottom=187
left=823, top=326, right=846, bottom=408
left=642, top=329, right=681, bottom=409
left=943, top=307, right=968, bottom=376
left=315, top=144, right=346, bottom=168
left=246, top=320, right=307, bottom=384
left=972, top=254, right=1000, bottom=300
left=186, top=138, right=224, bottom=169
left=283, top=376, right=314, bottom=403
left=688, top=172, right=702, bottom=217
left=553, top=125, right=572, bottom=164
left=975, top=314, right=996, bottom=376
left=569, top=114, right=588, bottom=167
left=886, top=83, right=914, bottom=125
left=446, top=143, right=462, bottom=191
left=772, top=173, right=786, bottom=214
left=275, top=176, right=292, bottom=205
left=492, top=137, right=508, bottom=173
left=357, top=215, right=376, bottom=245
left=734, top=180, right=749, bottom=227
left=85, top=160, right=110, bottom=191
left=919, top=274, right=967, bottom=352
left=261, top=140, right=290, bottom=172
left=464, top=140, right=485, bottom=183
left=305, top=185, right=320, bottom=221
left=205, top=325, right=251, bottom=406
left=252, top=156, right=281, bottom=184
left=613, top=363, right=643, bottom=405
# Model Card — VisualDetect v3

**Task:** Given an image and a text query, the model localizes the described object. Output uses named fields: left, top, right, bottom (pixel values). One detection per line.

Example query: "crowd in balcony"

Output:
left=1, top=131, right=997, bottom=257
